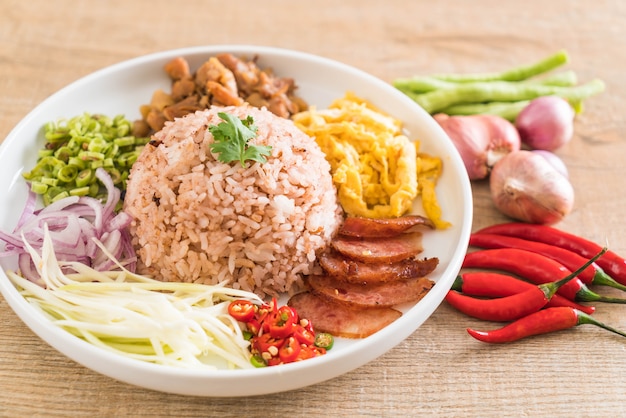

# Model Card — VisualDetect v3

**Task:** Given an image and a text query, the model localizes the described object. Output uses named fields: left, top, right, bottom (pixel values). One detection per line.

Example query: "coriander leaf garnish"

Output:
left=208, top=112, right=272, bottom=167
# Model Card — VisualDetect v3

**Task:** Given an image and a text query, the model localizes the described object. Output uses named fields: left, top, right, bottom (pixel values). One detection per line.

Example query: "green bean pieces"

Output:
left=393, top=50, right=605, bottom=120
left=23, top=113, right=149, bottom=206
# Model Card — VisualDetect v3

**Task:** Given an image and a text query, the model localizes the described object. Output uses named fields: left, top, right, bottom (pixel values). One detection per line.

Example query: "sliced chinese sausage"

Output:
left=305, top=274, right=435, bottom=308
left=330, top=232, right=423, bottom=264
left=338, top=215, right=434, bottom=238
left=319, top=251, right=439, bottom=284
left=287, top=291, right=402, bottom=339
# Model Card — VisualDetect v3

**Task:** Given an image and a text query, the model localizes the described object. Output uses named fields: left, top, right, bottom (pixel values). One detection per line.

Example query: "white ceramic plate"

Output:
left=0, top=45, right=472, bottom=397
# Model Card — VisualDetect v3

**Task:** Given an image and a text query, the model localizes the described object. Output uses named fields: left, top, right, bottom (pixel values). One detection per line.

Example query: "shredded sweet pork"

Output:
left=133, top=53, right=308, bottom=136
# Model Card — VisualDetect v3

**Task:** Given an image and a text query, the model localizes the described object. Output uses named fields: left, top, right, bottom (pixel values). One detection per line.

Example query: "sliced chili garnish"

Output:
left=227, top=299, right=256, bottom=323
left=252, top=333, right=284, bottom=356
left=246, top=318, right=262, bottom=336
left=311, top=346, right=327, bottom=357
left=299, top=317, right=314, bottom=333
left=293, top=324, right=316, bottom=345
left=250, top=354, right=267, bottom=368
left=278, top=336, right=302, bottom=363
left=267, top=357, right=282, bottom=367
left=268, top=305, right=297, bottom=339
left=314, top=332, right=334, bottom=350
left=239, top=297, right=333, bottom=366
left=295, top=346, right=316, bottom=361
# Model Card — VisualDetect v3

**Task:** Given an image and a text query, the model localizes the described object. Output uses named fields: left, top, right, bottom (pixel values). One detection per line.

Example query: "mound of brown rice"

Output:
left=123, top=105, right=341, bottom=297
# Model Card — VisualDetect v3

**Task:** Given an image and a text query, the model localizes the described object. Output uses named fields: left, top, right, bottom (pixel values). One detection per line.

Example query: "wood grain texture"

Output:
left=2, top=0, right=626, bottom=416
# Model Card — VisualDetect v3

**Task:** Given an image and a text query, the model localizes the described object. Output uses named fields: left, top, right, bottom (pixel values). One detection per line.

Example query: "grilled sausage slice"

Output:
left=305, top=274, right=435, bottom=308
left=330, top=232, right=424, bottom=264
left=287, top=291, right=402, bottom=339
left=338, top=215, right=434, bottom=238
left=319, top=251, right=439, bottom=284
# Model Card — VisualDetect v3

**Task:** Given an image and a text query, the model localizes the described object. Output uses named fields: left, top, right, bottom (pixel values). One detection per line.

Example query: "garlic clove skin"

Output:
left=490, top=150, right=574, bottom=224
left=435, top=113, right=520, bottom=180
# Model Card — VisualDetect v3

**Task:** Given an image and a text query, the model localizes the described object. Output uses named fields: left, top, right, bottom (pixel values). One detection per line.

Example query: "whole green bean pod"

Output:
left=431, top=49, right=569, bottom=82
left=414, top=79, right=605, bottom=114
left=394, top=70, right=578, bottom=96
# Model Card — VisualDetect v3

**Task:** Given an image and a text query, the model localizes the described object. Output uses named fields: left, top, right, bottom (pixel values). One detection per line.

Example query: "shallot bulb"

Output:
left=531, top=149, right=569, bottom=179
left=515, top=96, right=575, bottom=151
left=434, top=114, right=521, bottom=180
left=490, top=150, right=574, bottom=224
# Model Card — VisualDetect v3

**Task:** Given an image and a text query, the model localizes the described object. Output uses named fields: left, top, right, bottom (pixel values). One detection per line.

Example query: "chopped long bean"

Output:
left=22, top=113, right=149, bottom=206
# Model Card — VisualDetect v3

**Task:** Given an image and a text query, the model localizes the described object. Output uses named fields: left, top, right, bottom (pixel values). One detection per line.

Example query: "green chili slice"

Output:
left=314, top=332, right=334, bottom=350
left=250, top=355, right=267, bottom=368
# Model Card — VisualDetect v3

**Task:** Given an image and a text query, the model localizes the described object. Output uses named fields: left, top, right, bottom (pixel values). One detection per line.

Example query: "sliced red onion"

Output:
left=14, top=190, right=37, bottom=230
left=0, top=168, right=137, bottom=283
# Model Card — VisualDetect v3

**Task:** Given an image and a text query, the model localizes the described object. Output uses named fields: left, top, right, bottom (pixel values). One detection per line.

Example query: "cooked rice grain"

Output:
left=123, top=105, right=341, bottom=297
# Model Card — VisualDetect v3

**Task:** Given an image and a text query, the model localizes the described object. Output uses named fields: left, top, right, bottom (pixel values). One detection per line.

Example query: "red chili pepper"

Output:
left=252, top=333, right=285, bottom=360
left=278, top=336, right=302, bottom=363
left=246, top=318, right=262, bottom=336
left=227, top=300, right=256, bottom=322
left=466, top=307, right=626, bottom=344
left=477, top=222, right=626, bottom=287
left=469, top=233, right=626, bottom=292
left=452, top=272, right=596, bottom=315
left=463, top=248, right=626, bottom=304
left=295, top=345, right=323, bottom=361
left=310, top=346, right=327, bottom=357
left=293, top=324, right=316, bottom=345
left=446, top=249, right=603, bottom=321
left=231, top=297, right=333, bottom=367
left=297, top=346, right=314, bottom=361
left=267, top=305, right=297, bottom=339
left=445, top=289, right=548, bottom=322
left=266, top=357, right=282, bottom=367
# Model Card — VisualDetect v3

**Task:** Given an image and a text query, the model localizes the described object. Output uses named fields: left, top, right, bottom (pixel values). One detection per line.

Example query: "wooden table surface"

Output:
left=2, top=1, right=626, bottom=416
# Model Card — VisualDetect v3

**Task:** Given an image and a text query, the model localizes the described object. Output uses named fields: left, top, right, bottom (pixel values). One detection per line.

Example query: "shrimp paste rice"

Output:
left=123, top=105, right=341, bottom=297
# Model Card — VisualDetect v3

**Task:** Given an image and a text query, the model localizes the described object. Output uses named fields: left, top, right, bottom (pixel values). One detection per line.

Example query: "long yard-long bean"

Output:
left=394, top=70, right=578, bottom=96
left=393, top=50, right=604, bottom=119
left=430, top=49, right=569, bottom=83
left=413, top=79, right=604, bottom=114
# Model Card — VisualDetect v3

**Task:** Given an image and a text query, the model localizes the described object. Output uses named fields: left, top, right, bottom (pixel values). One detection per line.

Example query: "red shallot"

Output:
left=434, top=113, right=521, bottom=180
left=489, top=150, right=574, bottom=224
left=515, top=96, right=575, bottom=151
left=0, top=168, right=136, bottom=284
left=531, top=150, right=569, bottom=178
